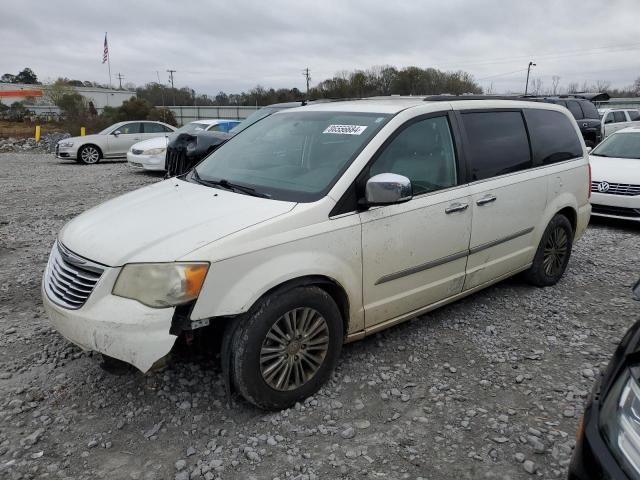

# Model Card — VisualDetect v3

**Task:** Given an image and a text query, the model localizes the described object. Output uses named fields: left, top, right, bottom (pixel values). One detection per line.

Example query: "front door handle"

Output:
left=476, top=194, right=497, bottom=206
left=445, top=203, right=469, bottom=214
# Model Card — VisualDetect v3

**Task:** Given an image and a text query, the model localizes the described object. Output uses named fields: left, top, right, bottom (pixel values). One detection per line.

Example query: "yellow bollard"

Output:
left=80, top=127, right=86, bottom=136
left=35, top=125, right=41, bottom=142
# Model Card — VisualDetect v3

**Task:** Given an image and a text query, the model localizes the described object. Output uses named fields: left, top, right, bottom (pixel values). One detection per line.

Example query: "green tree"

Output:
left=15, top=68, right=39, bottom=84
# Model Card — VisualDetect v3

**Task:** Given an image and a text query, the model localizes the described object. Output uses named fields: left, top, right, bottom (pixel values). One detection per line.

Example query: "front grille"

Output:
left=44, top=243, right=104, bottom=309
left=591, top=204, right=640, bottom=218
left=165, top=147, right=188, bottom=177
left=132, top=149, right=144, bottom=155
left=591, top=181, right=640, bottom=196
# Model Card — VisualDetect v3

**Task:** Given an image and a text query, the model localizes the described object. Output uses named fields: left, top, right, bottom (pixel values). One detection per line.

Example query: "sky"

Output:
left=1, top=0, right=639, bottom=96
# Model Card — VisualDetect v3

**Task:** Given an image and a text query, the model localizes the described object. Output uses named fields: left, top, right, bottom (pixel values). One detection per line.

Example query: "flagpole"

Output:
left=106, top=32, right=112, bottom=90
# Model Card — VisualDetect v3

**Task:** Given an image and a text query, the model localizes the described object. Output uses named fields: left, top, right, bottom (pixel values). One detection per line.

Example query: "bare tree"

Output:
left=566, top=82, right=579, bottom=93
left=595, top=79, right=611, bottom=92
left=551, top=76, right=561, bottom=95
left=532, top=78, right=544, bottom=95
left=485, top=82, right=495, bottom=95
left=634, top=76, right=640, bottom=95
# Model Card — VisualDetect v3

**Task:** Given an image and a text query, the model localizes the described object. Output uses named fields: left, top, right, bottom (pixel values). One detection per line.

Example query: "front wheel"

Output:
left=524, top=214, right=573, bottom=287
left=78, top=145, right=101, bottom=164
left=231, top=286, right=343, bottom=410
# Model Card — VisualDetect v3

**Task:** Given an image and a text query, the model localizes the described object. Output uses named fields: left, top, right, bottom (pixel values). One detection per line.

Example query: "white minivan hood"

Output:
left=59, top=179, right=296, bottom=266
left=590, top=155, right=640, bottom=183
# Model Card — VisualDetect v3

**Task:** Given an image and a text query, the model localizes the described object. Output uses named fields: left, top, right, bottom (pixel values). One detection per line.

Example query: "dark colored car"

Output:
left=165, top=102, right=307, bottom=177
left=525, top=94, right=609, bottom=148
left=569, top=278, right=640, bottom=480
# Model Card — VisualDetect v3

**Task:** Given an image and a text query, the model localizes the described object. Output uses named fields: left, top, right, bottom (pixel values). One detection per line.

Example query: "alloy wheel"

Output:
left=542, top=226, right=568, bottom=277
left=260, top=307, right=330, bottom=391
left=81, top=147, right=100, bottom=164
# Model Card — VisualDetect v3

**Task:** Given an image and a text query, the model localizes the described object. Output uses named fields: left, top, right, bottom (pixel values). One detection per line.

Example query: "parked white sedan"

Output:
left=590, top=126, right=640, bottom=221
left=56, top=121, right=176, bottom=164
left=127, top=119, right=240, bottom=171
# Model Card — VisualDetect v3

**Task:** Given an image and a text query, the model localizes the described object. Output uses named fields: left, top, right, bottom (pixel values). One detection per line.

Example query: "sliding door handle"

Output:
left=476, top=194, right=497, bottom=206
left=445, top=203, right=469, bottom=214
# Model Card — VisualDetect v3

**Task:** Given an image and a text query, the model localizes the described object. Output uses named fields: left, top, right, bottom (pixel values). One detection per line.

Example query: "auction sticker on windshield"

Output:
left=323, top=124, right=368, bottom=135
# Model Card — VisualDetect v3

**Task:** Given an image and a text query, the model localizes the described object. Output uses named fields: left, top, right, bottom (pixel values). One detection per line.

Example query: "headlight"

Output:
left=59, top=141, right=74, bottom=148
left=601, top=373, right=640, bottom=478
left=112, top=262, right=209, bottom=308
left=143, top=147, right=166, bottom=156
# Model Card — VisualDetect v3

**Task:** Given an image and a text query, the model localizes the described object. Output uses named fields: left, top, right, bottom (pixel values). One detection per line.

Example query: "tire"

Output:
left=524, top=214, right=573, bottom=287
left=78, top=145, right=101, bottom=164
left=231, top=286, right=343, bottom=410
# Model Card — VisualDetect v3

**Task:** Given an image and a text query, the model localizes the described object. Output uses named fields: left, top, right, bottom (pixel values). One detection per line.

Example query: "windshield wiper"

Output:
left=191, top=170, right=271, bottom=198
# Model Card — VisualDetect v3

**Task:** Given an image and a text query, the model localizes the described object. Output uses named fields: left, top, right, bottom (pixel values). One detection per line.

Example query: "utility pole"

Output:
left=116, top=73, right=125, bottom=90
left=167, top=69, right=176, bottom=105
left=524, top=61, right=536, bottom=96
left=302, top=68, right=311, bottom=98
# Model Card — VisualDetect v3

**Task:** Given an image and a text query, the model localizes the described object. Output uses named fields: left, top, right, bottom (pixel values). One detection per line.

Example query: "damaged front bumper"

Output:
left=42, top=267, right=177, bottom=372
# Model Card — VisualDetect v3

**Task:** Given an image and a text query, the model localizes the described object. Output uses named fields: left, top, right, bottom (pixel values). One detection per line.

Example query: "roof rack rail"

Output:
left=423, top=95, right=520, bottom=102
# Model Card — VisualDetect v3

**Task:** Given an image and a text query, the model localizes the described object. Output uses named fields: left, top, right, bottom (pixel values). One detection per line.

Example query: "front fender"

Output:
left=189, top=224, right=364, bottom=334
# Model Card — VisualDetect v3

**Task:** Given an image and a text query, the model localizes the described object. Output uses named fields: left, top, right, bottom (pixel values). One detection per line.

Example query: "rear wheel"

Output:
left=231, top=286, right=343, bottom=410
left=78, top=145, right=101, bottom=164
left=524, top=214, right=573, bottom=286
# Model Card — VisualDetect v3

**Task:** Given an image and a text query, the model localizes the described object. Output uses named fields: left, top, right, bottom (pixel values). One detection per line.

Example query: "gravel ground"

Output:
left=1, top=153, right=639, bottom=480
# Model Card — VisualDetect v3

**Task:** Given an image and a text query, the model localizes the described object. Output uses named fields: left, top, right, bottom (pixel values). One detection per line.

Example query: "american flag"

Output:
left=102, top=34, right=109, bottom=64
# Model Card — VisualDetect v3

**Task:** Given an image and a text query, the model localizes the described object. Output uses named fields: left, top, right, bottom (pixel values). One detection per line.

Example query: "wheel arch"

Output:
left=79, top=143, right=103, bottom=158
left=556, top=206, right=577, bottom=235
left=249, top=275, right=351, bottom=338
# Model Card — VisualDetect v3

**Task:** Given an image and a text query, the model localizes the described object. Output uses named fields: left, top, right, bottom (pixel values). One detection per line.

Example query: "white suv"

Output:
left=43, top=98, right=591, bottom=409
left=601, top=108, right=640, bottom=138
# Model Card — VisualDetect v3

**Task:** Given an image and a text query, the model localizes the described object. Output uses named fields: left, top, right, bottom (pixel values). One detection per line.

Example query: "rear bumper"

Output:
left=42, top=264, right=177, bottom=372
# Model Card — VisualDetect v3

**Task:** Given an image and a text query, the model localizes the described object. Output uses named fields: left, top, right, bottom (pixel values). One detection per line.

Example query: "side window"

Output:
left=629, top=110, right=640, bottom=121
left=613, top=111, right=627, bottom=123
left=565, top=101, right=584, bottom=120
left=163, top=124, right=174, bottom=133
left=207, top=124, right=224, bottom=132
left=369, top=116, right=457, bottom=195
left=525, top=109, right=583, bottom=165
left=579, top=101, right=599, bottom=119
left=604, top=113, right=615, bottom=124
left=461, top=111, right=531, bottom=181
left=144, top=123, right=167, bottom=134
left=119, top=123, right=142, bottom=134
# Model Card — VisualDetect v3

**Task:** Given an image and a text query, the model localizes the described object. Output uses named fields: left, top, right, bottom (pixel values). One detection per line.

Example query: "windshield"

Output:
left=175, top=122, right=211, bottom=134
left=193, top=110, right=391, bottom=202
left=229, top=107, right=285, bottom=135
left=591, top=132, right=640, bottom=159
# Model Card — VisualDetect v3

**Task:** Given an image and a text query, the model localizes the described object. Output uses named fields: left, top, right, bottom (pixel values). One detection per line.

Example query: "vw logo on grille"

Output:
left=597, top=181, right=610, bottom=193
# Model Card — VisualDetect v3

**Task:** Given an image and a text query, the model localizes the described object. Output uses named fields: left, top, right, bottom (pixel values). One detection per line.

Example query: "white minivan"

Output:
left=43, top=98, right=591, bottom=409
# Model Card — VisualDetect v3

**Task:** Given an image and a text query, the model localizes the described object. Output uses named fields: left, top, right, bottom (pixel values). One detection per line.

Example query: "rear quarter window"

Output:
left=524, top=109, right=583, bottom=165
left=461, top=111, right=531, bottom=181
left=565, top=101, right=584, bottom=120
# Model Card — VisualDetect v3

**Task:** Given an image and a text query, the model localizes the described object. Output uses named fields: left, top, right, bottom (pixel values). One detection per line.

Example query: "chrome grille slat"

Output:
left=591, top=181, right=640, bottom=196
left=51, top=263, right=95, bottom=290
left=44, top=243, right=104, bottom=310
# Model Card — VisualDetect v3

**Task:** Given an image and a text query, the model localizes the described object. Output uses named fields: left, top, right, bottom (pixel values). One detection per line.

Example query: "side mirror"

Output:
left=364, top=173, right=412, bottom=206
left=112, top=130, right=121, bottom=137
left=633, top=278, right=640, bottom=302
left=586, top=147, right=593, bottom=154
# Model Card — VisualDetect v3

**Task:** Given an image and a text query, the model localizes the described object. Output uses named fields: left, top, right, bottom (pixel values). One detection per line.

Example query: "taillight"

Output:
left=588, top=162, right=592, bottom=199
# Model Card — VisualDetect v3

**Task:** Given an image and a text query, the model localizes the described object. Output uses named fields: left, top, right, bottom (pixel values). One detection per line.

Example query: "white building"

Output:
left=0, top=82, right=135, bottom=109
